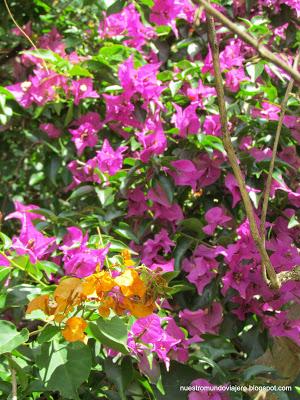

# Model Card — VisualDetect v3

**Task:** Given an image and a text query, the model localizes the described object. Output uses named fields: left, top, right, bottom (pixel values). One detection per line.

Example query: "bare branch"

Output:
left=7, top=357, right=17, bottom=400
left=205, top=11, right=280, bottom=289
left=11, top=368, right=17, bottom=400
left=198, top=0, right=300, bottom=85
left=260, top=52, right=300, bottom=247
left=3, top=0, right=49, bottom=74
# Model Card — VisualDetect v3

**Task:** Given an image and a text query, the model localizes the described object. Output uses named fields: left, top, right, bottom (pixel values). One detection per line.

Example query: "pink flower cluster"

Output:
left=128, top=313, right=189, bottom=373
left=59, top=227, right=109, bottom=278
left=6, top=202, right=56, bottom=264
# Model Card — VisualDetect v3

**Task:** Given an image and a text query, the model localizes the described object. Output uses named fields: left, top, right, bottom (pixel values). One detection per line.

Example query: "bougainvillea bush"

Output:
left=0, top=0, right=300, bottom=398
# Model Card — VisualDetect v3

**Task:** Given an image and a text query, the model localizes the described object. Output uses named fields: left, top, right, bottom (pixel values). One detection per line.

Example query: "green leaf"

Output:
left=88, top=316, right=129, bottom=354
left=114, top=222, right=139, bottom=244
left=68, top=65, right=93, bottom=77
left=37, top=325, right=60, bottom=344
left=153, top=362, right=202, bottom=400
left=22, top=49, right=62, bottom=63
left=48, top=156, right=60, bottom=186
left=239, top=82, right=262, bottom=96
left=33, top=0, right=51, bottom=11
left=11, top=255, right=30, bottom=270
left=162, top=271, right=180, bottom=282
left=0, top=266, right=10, bottom=283
left=156, top=25, right=172, bottom=36
left=35, top=341, right=92, bottom=399
left=95, top=186, right=115, bottom=207
left=6, top=284, right=41, bottom=307
left=103, top=84, right=123, bottom=93
left=29, top=172, right=45, bottom=186
left=272, top=170, right=285, bottom=184
left=198, top=335, right=238, bottom=361
left=167, top=281, right=195, bottom=295
left=97, top=45, right=133, bottom=65
left=199, top=355, right=228, bottom=380
left=53, top=102, right=63, bottom=116
left=191, top=279, right=219, bottom=310
left=242, top=365, right=276, bottom=381
left=157, top=174, right=174, bottom=203
left=248, top=189, right=261, bottom=209
left=85, top=60, right=118, bottom=83
left=0, top=232, right=12, bottom=249
left=187, top=43, right=200, bottom=58
left=104, top=357, right=134, bottom=400
left=0, top=86, right=15, bottom=99
left=139, top=0, right=154, bottom=6
left=219, top=314, right=240, bottom=339
left=179, top=218, right=204, bottom=239
left=33, top=208, right=57, bottom=221
left=173, top=236, right=194, bottom=270
left=68, top=185, right=94, bottom=200
left=248, top=16, right=270, bottom=36
left=288, top=215, right=299, bottom=229
left=64, top=104, right=74, bottom=126
left=101, top=237, right=130, bottom=252
left=106, top=0, right=126, bottom=15
left=246, top=61, right=265, bottom=82
left=169, top=81, right=182, bottom=97
left=261, top=84, right=277, bottom=101
left=0, top=320, right=29, bottom=354
left=157, top=71, right=173, bottom=81
left=26, top=262, right=44, bottom=280
left=196, top=134, right=225, bottom=152
left=36, top=260, right=60, bottom=276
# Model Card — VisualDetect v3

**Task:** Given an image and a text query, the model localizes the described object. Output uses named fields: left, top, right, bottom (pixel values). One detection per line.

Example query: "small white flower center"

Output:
left=21, top=81, right=32, bottom=91
left=79, top=84, right=88, bottom=92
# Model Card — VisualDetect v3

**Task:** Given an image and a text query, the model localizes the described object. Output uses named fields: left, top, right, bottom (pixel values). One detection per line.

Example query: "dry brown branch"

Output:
left=205, top=11, right=280, bottom=289
left=198, top=0, right=300, bottom=85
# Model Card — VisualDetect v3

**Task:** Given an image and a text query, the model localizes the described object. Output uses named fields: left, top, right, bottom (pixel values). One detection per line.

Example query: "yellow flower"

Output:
left=62, top=317, right=87, bottom=343
left=115, top=269, right=146, bottom=298
left=121, top=249, right=134, bottom=266
left=98, top=296, right=116, bottom=318
left=82, top=271, right=115, bottom=297
left=27, top=294, right=53, bottom=315
left=123, top=297, right=155, bottom=318
left=27, top=277, right=88, bottom=323
left=54, top=277, right=85, bottom=306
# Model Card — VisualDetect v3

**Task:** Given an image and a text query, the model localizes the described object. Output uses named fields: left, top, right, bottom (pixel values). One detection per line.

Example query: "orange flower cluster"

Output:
left=26, top=251, right=167, bottom=343
left=26, top=277, right=84, bottom=322
left=62, top=317, right=87, bottom=343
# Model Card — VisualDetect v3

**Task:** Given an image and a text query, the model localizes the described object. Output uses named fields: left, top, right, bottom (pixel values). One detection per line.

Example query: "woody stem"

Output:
left=205, top=10, right=280, bottom=289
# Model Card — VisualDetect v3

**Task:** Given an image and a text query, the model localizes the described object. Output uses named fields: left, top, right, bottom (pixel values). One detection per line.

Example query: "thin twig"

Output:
left=260, top=52, right=300, bottom=247
left=11, top=368, right=17, bottom=400
left=197, top=0, right=300, bottom=84
left=28, top=321, right=51, bottom=337
left=7, top=356, right=17, bottom=400
left=194, top=4, right=204, bottom=27
left=96, top=227, right=111, bottom=271
left=0, top=251, right=48, bottom=287
left=205, top=11, right=280, bottom=288
left=3, top=0, right=49, bottom=74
